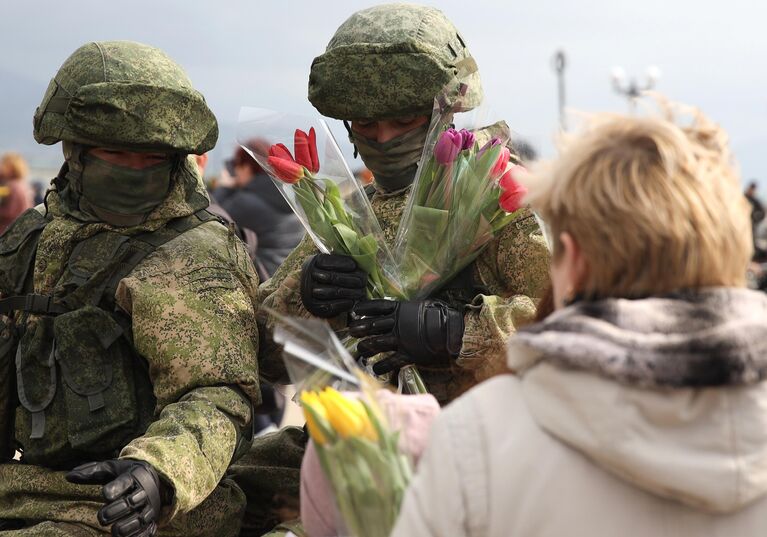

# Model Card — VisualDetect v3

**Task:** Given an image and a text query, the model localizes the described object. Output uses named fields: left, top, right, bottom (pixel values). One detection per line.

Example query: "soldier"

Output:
left=259, top=3, right=550, bottom=404
left=239, top=6, right=549, bottom=535
left=0, top=41, right=261, bottom=537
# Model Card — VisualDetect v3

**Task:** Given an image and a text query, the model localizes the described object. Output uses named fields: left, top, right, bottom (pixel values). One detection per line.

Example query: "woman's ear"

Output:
left=559, top=232, right=589, bottom=292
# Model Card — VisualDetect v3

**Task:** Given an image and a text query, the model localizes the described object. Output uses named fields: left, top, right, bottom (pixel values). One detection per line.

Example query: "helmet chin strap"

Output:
left=343, top=120, right=359, bottom=159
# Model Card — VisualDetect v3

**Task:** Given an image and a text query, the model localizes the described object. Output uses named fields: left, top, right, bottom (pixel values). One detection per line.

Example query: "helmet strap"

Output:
left=343, top=121, right=359, bottom=159
left=61, top=141, right=87, bottom=195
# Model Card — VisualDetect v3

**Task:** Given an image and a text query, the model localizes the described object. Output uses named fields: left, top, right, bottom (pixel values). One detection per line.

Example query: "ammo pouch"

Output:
left=0, top=208, right=219, bottom=469
left=15, top=307, right=155, bottom=468
left=0, top=209, right=47, bottom=461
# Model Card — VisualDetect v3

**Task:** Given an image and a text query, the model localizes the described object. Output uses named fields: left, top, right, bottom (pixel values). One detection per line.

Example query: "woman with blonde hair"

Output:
left=0, top=152, right=33, bottom=233
left=391, top=102, right=767, bottom=536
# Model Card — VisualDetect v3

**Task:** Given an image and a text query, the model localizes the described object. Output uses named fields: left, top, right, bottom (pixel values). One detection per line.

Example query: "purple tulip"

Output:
left=477, top=137, right=502, bottom=157
left=459, top=129, right=475, bottom=151
left=433, top=128, right=463, bottom=165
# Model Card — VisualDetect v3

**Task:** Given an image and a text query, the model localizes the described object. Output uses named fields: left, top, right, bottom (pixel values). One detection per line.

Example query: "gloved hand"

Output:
left=66, top=459, right=168, bottom=537
left=300, top=254, right=367, bottom=318
left=348, top=299, right=465, bottom=375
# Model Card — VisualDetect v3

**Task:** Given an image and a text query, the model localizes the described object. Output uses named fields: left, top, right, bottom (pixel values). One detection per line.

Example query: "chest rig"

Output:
left=0, top=208, right=219, bottom=469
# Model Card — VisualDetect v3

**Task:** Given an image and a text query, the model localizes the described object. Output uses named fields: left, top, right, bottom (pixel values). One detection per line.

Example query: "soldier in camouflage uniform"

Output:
left=0, top=41, right=261, bottom=537
left=259, top=3, right=550, bottom=405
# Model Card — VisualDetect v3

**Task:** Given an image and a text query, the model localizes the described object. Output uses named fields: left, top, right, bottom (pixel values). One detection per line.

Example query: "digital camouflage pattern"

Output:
left=227, top=426, right=308, bottom=537
left=308, top=3, right=483, bottom=120
left=259, top=186, right=550, bottom=404
left=0, top=154, right=261, bottom=535
left=0, top=464, right=246, bottom=537
left=260, top=520, right=307, bottom=537
left=34, top=41, right=218, bottom=154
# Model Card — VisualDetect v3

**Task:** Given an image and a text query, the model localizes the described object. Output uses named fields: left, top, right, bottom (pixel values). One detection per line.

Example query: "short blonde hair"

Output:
left=0, top=152, right=29, bottom=181
left=525, top=100, right=751, bottom=298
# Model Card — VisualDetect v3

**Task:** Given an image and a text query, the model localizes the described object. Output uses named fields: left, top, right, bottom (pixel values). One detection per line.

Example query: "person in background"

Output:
left=31, top=182, right=45, bottom=206
left=214, top=146, right=304, bottom=277
left=195, top=152, right=270, bottom=280
left=512, top=137, right=538, bottom=164
left=0, top=152, right=33, bottom=233
left=391, top=103, right=767, bottom=536
left=353, top=167, right=374, bottom=185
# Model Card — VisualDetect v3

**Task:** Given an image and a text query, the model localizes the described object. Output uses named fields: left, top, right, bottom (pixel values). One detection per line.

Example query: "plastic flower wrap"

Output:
left=270, top=313, right=414, bottom=537
left=238, top=108, right=402, bottom=299
left=393, top=87, right=529, bottom=299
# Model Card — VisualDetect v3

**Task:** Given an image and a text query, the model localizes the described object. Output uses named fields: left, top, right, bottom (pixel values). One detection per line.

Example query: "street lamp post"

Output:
left=552, top=50, right=567, bottom=130
left=611, top=66, right=661, bottom=112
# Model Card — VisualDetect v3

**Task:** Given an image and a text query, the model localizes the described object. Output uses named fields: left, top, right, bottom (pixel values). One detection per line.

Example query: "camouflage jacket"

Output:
left=259, top=185, right=549, bottom=404
left=0, top=158, right=260, bottom=530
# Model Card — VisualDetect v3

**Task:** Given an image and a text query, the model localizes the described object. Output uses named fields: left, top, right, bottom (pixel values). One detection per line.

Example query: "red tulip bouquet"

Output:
left=238, top=108, right=402, bottom=299
left=393, top=97, right=529, bottom=299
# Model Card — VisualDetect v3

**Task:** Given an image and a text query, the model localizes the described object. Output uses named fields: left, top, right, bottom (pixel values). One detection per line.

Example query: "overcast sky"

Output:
left=1, top=0, right=765, bottom=187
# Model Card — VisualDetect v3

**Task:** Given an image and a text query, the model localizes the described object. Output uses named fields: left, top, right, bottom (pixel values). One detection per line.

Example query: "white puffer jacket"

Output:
left=391, top=289, right=767, bottom=536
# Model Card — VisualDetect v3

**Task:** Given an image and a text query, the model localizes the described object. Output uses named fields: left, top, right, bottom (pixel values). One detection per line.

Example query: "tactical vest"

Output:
left=0, top=208, right=220, bottom=469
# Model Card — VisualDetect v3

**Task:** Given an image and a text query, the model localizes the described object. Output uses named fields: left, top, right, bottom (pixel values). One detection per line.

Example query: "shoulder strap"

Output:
left=97, top=209, right=221, bottom=310
left=0, top=210, right=52, bottom=316
left=0, top=294, right=67, bottom=316
left=0, top=209, right=221, bottom=316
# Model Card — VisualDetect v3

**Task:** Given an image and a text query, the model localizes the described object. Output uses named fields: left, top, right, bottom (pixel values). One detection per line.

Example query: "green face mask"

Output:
left=351, top=123, right=429, bottom=192
left=78, top=155, right=173, bottom=227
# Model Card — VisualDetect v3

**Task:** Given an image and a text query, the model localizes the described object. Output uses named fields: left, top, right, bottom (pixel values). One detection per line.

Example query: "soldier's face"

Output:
left=351, top=116, right=429, bottom=143
left=89, top=148, right=170, bottom=170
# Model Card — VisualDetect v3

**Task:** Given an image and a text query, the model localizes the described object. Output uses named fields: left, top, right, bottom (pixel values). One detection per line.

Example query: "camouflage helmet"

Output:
left=308, top=3, right=483, bottom=120
left=33, top=41, right=218, bottom=154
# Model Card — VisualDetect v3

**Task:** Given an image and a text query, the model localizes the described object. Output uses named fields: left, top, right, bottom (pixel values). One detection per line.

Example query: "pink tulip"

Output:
left=459, top=129, right=475, bottom=151
left=434, top=128, right=463, bottom=165
left=490, top=147, right=511, bottom=178
left=477, top=137, right=502, bottom=157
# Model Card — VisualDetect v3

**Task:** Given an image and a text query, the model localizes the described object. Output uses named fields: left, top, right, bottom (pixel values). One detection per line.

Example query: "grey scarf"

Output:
left=512, top=288, right=767, bottom=388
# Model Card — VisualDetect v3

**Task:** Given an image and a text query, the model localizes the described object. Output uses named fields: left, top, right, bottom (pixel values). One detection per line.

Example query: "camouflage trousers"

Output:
left=226, top=426, right=307, bottom=537
left=261, top=519, right=306, bottom=537
left=0, top=463, right=245, bottom=536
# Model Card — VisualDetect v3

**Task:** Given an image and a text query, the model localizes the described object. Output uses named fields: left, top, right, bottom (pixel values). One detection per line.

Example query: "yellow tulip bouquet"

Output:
left=300, top=387, right=412, bottom=537
left=269, top=313, right=414, bottom=537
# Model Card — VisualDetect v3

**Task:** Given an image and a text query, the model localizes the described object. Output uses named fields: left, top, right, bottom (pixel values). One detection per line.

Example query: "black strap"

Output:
left=0, top=294, right=68, bottom=316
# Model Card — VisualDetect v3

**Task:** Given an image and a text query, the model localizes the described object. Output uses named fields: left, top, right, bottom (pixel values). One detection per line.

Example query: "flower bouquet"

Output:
left=301, top=387, right=412, bottom=537
left=238, top=108, right=402, bottom=299
left=271, top=313, right=415, bottom=537
left=393, top=89, right=529, bottom=299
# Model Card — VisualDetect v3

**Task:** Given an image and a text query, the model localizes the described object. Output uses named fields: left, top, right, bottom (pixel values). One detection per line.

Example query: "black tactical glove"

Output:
left=300, top=254, right=367, bottom=318
left=349, top=299, right=465, bottom=375
left=66, top=459, right=168, bottom=537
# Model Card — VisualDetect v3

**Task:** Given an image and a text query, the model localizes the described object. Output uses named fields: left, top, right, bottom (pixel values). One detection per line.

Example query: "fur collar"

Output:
left=511, top=288, right=767, bottom=388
